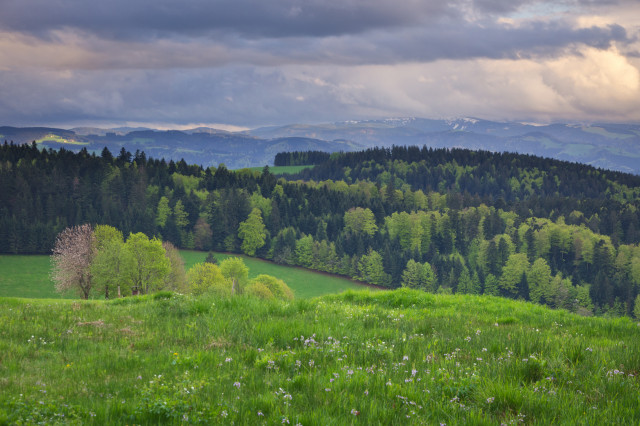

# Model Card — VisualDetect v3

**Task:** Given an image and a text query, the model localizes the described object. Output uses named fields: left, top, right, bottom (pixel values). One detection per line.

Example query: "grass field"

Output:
left=0, top=255, right=62, bottom=299
left=0, top=252, right=366, bottom=300
left=35, top=134, right=89, bottom=146
left=0, top=289, right=638, bottom=424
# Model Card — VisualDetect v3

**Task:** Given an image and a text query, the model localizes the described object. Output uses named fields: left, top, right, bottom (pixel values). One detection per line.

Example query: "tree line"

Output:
left=2, top=141, right=640, bottom=316
left=51, top=223, right=293, bottom=301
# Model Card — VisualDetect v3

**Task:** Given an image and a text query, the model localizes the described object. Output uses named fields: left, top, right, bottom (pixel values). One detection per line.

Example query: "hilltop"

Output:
left=0, top=289, right=638, bottom=424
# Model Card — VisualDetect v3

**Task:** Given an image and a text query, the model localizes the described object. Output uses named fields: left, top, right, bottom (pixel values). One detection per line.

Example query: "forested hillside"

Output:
left=2, top=142, right=640, bottom=317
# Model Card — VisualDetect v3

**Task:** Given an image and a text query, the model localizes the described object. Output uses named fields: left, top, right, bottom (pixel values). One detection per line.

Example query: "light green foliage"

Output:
left=92, top=226, right=130, bottom=298
left=250, top=192, right=272, bottom=218
left=238, top=208, right=267, bottom=256
left=244, top=280, right=274, bottom=299
left=247, top=274, right=294, bottom=301
left=171, top=172, right=201, bottom=192
left=156, top=196, right=171, bottom=228
left=634, top=295, right=640, bottom=319
left=295, top=235, right=314, bottom=267
left=499, top=253, right=530, bottom=297
left=401, top=259, right=436, bottom=292
left=456, top=267, right=475, bottom=295
left=124, top=233, right=171, bottom=295
left=163, top=241, right=187, bottom=292
left=311, top=239, right=339, bottom=273
left=173, top=200, right=189, bottom=229
left=94, top=224, right=123, bottom=249
left=528, top=258, right=552, bottom=304
left=91, top=238, right=134, bottom=298
left=386, top=211, right=426, bottom=252
left=344, top=207, right=378, bottom=236
left=574, top=284, right=594, bottom=314
left=219, top=257, right=249, bottom=294
left=186, top=262, right=229, bottom=296
left=358, top=249, right=391, bottom=287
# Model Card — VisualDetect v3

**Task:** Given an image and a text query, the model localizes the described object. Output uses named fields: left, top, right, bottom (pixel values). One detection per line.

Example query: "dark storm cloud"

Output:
left=0, top=0, right=455, bottom=39
left=1, top=0, right=638, bottom=127
left=280, top=21, right=628, bottom=65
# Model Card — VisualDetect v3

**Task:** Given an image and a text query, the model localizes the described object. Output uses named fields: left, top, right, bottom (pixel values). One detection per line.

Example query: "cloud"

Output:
left=0, top=0, right=454, bottom=39
left=0, top=0, right=639, bottom=127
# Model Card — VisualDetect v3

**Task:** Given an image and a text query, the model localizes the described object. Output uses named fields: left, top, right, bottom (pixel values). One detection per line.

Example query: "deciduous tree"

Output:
left=124, top=232, right=171, bottom=295
left=51, top=224, right=96, bottom=299
left=238, top=208, right=267, bottom=256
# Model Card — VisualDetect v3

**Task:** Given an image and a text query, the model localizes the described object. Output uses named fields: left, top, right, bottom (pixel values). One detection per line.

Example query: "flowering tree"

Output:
left=51, top=224, right=96, bottom=299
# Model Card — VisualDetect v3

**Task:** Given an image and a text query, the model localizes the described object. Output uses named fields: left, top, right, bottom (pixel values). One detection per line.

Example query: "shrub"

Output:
left=249, top=274, right=294, bottom=301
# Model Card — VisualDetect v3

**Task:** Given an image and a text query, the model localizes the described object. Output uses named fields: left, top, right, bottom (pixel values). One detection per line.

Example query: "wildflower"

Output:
left=233, top=382, right=241, bottom=388
left=487, top=397, right=495, bottom=404
left=351, top=409, right=360, bottom=416
left=364, top=390, right=369, bottom=396
left=476, top=329, right=481, bottom=335
left=258, top=411, right=264, bottom=416
left=585, top=347, right=593, bottom=352
left=325, top=388, right=331, bottom=392
left=221, top=410, right=228, bottom=418
left=403, top=355, right=409, bottom=361
left=225, top=357, right=233, bottom=362
left=465, top=336, right=472, bottom=342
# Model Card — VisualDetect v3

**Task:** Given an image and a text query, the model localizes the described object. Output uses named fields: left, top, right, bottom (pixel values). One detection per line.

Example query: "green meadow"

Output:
left=0, top=253, right=365, bottom=300
left=0, top=289, right=638, bottom=424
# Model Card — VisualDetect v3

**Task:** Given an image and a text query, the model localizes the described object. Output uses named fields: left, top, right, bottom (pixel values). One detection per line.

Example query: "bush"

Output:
left=245, top=281, right=275, bottom=300
left=248, top=274, right=294, bottom=301
left=186, top=263, right=231, bottom=297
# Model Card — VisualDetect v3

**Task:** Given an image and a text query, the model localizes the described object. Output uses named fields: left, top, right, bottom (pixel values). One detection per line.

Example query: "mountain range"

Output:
left=2, top=117, right=639, bottom=173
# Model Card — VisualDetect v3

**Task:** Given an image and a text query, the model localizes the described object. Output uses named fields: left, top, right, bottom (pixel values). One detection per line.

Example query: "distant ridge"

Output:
left=2, top=117, right=640, bottom=174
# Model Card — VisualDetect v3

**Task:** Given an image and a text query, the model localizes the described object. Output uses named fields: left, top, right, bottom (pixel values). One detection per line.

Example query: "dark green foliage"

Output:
left=3, top=142, right=640, bottom=316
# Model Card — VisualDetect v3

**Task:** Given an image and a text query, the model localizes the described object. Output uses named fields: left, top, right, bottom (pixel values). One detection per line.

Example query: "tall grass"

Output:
left=1, top=289, right=638, bottom=424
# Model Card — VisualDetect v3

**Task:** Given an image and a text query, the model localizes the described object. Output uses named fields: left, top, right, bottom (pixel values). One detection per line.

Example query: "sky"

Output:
left=1, top=0, right=639, bottom=129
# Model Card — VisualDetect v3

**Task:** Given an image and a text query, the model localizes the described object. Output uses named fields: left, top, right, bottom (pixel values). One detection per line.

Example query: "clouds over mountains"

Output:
left=1, top=0, right=639, bottom=126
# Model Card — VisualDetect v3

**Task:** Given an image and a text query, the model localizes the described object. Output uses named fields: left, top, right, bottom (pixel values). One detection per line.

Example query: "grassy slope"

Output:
left=0, top=289, right=638, bottom=424
left=181, top=251, right=364, bottom=298
left=0, top=253, right=365, bottom=300
left=0, top=255, right=63, bottom=299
